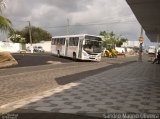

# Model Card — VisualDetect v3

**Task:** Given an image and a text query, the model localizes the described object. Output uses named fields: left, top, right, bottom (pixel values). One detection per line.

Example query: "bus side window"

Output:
left=69, top=37, right=73, bottom=46
left=69, top=37, right=79, bottom=46
left=60, top=38, right=65, bottom=45
left=62, top=38, right=65, bottom=45
left=51, top=39, right=54, bottom=45
left=58, top=38, right=61, bottom=45
left=54, top=38, right=57, bottom=45
left=57, top=39, right=60, bottom=45
left=74, top=37, right=79, bottom=46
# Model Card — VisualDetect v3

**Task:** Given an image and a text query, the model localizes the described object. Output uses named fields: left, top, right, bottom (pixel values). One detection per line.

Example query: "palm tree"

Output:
left=0, top=0, right=13, bottom=32
left=0, top=0, right=17, bottom=66
left=0, top=15, right=13, bottom=32
left=0, top=0, right=5, bottom=12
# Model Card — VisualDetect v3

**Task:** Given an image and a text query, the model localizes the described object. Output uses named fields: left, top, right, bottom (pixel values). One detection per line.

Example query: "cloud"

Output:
left=0, top=0, right=149, bottom=43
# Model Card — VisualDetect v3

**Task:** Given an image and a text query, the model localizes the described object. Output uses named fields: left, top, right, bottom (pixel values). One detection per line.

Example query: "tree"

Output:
left=9, top=26, right=52, bottom=43
left=0, top=0, right=5, bottom=13
left=100, top=31, right=128, bottom=48
left=0, top=0, right=17, bottom=66
left=116, top=37, right=128, bottom=47
left=0, top=0, right=13, bottom=32
left=0, top=16, right=13, bottom=32
left=9, top=34, right=26, bottom=44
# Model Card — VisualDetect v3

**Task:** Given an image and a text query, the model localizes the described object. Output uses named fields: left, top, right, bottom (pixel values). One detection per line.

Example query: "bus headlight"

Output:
left=98, top=53, right=102, bottom=57
left=82, top=51, right=89, bottom=56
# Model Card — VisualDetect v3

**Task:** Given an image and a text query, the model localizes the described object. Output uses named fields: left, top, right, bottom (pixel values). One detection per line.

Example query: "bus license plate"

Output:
left=90, top=55, right=95, bottom=58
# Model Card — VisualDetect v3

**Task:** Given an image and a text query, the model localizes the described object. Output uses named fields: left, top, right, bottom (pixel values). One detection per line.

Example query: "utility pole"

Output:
left=138, top=27, right=144, bottom=62
left=67, top=18, right=69, bottom=35
left=28, top=21, right=33, bottom=53
left=28, top=21, right=32, bottom=45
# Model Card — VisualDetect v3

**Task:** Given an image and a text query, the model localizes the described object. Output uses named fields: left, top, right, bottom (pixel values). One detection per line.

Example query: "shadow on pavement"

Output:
left=55, top=61, right=136, bottom=85
left=2, top=109, right=102, bottom=119
left=11, top=53, right=72, bottom=68
left=0, top=61, right=137, bottom=119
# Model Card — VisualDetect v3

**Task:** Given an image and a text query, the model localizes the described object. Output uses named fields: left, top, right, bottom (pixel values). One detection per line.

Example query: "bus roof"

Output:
left=52, top=34, right=102, bottom=38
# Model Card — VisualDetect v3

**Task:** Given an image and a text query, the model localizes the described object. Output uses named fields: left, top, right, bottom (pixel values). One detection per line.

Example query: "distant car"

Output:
left=157, top=47, right=160, bottom=53
left=148, top=46, right=156, bottom=54
left=19, top=50, right=27, bottom=53
left=34, top=46, right=45, bottom=52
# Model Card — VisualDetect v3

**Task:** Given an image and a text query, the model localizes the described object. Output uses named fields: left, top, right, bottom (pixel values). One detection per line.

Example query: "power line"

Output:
left=42, top=19, right=136, bottom=29
left=71, top=20, right=135, bottom=27
left=10, top=17, right=137, bottom=30
left=10, top=19, right=28, bottom=22
left=77, top=16, right=135, bottom=25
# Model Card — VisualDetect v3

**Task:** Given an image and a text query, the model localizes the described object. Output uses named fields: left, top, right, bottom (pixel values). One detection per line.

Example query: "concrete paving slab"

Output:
left=1, top=57, right=160, bottom=118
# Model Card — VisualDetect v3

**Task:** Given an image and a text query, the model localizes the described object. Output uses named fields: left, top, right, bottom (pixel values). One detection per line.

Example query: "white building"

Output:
left=122, top=41, right=140, bottom=48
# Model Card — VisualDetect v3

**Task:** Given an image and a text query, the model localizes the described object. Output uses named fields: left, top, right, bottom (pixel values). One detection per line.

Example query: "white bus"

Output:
left=51, top=34, right=102, bottom=61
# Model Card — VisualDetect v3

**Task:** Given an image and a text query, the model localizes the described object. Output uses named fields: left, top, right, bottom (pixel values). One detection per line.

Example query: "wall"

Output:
left=0, top=41, right=22, bottom=53
left=122, top=41, right=140, bottom=48
left=115, top=47, right=125, bottom=53
left=26, top=41, right=51, bottom=52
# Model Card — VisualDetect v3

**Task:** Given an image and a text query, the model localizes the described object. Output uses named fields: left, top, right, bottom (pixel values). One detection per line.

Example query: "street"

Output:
left=0, top=0, right=159, bottom=118
left=0, top=53, right=136, bottom=107
left=1, top=54, right=160, bottom=119
left=11, top=53, right=72, bottom=68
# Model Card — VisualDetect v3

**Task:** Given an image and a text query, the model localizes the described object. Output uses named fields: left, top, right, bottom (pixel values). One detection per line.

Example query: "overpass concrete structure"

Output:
left=126, top=0, right=160, bottom=42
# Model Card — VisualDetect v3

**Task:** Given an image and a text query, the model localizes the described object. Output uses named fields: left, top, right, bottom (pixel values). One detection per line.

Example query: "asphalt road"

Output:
left=12, top=53, right=73, bottom=67
left=11, top=53, right=136, bottom=68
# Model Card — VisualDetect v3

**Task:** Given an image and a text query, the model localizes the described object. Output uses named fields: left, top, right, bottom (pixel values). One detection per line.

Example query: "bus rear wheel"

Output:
left=73, top=53, right=77, bottom=61
left=57, top=50, right=60, bottom=57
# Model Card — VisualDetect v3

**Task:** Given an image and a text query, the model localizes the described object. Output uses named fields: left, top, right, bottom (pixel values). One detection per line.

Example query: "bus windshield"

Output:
left=83, top=36, right=102, bottom=54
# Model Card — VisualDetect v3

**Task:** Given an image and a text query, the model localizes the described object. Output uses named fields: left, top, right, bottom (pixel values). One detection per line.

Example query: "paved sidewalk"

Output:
left=1, top=59, right=160, bottom=118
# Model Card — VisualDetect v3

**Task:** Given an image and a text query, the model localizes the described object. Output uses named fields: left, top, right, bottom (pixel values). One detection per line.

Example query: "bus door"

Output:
left=65, top=38, right=69, bottom=56
left=78, top=39, right=83, bottom=59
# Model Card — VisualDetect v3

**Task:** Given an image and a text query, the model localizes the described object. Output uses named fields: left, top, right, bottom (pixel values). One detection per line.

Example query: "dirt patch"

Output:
left=0, top=52, right=18, bottom=68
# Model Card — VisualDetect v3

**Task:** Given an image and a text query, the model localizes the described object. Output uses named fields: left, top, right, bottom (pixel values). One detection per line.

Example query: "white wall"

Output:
left=26, top=41, right=51, bottom=52
left=0, top=41, right=22, bottom=53
left=115, top=47, right=125, bottom=53
left=122, top=41, right=140, bottom=47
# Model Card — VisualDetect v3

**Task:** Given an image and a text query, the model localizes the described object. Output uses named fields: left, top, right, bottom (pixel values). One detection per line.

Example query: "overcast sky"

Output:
left=0, top=0, right=155, bottom=46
